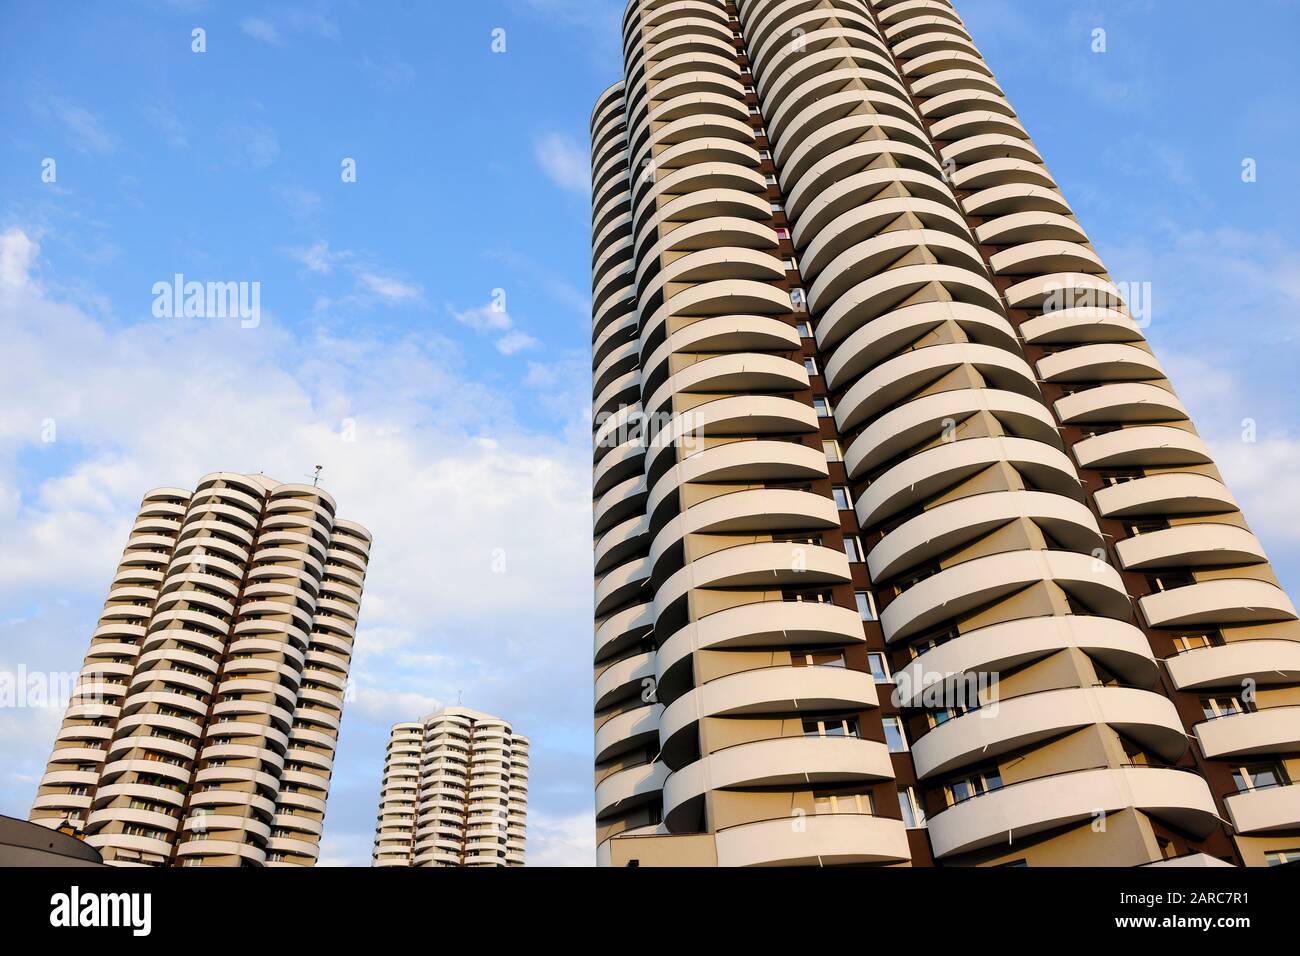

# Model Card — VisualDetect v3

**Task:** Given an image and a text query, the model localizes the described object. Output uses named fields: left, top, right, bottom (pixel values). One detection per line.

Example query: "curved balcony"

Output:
left=650, top=488, right=840, bottom=579
left=595, top=651, right=656, bottom=711
left=949, top=153, right=1053, bottom=192
left=781, top=112, right=933, bottom=187
left=593, top=474, right=646, bottom=536
left=801, top=196, right=974, bottom=282
left=1038, top=343, right=1164, bottom=384
left=594, top=514, right=649, bottom=577
left=663, top=734, right=894, bottom=828
left=911, top=686, right=1188, bottom=780
left=1094, top=472, right=1237, bottom=518
left=656, top=599, right=865, bottom=703
left=1166, top=638, right=1300, bottom=691
left=595, top=761, right=669, bottom=821
left=653, top=541, right=851, bottom=614
left=1195, top=705, right=1300, bottom=760
left=815, top=265, right=1002, bottom=354
left=659, top=664, right=878, bottom=769
left=594, top=601, right=653, bottom=666
left=1140, top=578, right=1297, bottom=629
left=1072, top=426, right=1211, bottom=470
left=1020, top=306, right=1142, bottom=345
left=1225, top=784, right=1300, bottom=835
left=1055, top=382, right=1186, bottom=424
left=940, top=131, right=1041, bottom=167
left=639, top=279, right=792, bottom=348
left=974, top=211, right=1087, bottom=246
left=988, top=240, right=1103, bottom=277
left=595, top=702, right=663, bottom=764
left=868, top=489, right=1102, bottom=583
left=894, top=615, right=1156, bottom=707
left=855, top=435, right=1081, bottom=526
left=1116, top=523, right=1266, bottom=571
left=1004, top=274, right=1124, bottom=314
left=808, top=230, right=985, bottom=315
left=786, top=140, right=944, bottom=224
left=880, top=549, right=1131, bottom=644
left=835, top=342, right=1037, bottom=433
left=926, top=766, right=1219, bottom=859
left=648, top=439, right=828, bottom=517
left=962, top=182, right=1070, bottom=220
left=820, top=299, right=1014, bottom=390
left=644, top=352, right=807, bottom=420
left=714, top=813, right=910, bottom=867
left=845, top=387, right=1058, bottom=478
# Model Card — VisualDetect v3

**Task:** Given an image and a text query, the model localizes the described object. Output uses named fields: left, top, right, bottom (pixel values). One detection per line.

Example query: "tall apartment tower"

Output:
left=371, top=707, right=528, bottom=867
left=590, top=0, right=1300, bottom=867
left=31, top=472, right=370, bottom=867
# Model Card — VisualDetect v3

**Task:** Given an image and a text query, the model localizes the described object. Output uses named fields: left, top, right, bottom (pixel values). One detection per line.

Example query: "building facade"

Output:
left=371, top=707, right=528, bottom=866
left=591, top=0, right=1300, bottom=867
left=31, top=472, right=370, bottom=867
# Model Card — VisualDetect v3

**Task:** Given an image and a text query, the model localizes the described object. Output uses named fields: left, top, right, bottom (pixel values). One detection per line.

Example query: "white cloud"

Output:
left=287, top=239, right=346, bottom=275
left=452, top=303, right=513, bottom=334
left=534, top=132, right=590, bottom=195
left=143, top=103, right=189, bottom=149
left=451, top=302, right=538, bottom=355
left=495, top=329, right=539, bottom=355
left=524, top=810, right=595, bottom=867
left=0, top=227, right=593, bottom=856
left=49, top=98, right=120, bottom=156
left=232, top=123, right=280, bottom=168
left=356, top=270, right=421, bottom=303
left=0, top=228, right=38, bottom=293
left=240, top=16, right=282, bottom=44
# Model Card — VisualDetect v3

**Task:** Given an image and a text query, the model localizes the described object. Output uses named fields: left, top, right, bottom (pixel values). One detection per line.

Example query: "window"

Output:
left=927, top=701, right=979, bottom=728
left=855, top=590, right=877, bottom=621
left=786, top=588, right=833, bottom=604
left=832, top=486, right=852, bottom=510
left=945, top=768, right=1003, bottom=806
left=1265, top=849, right=1300, bottom=866
left=867, top=652, right=892, bottom=684
left=770, top=200, right=785, bottom=213
left=797, top=649, right=846, bottom=668
left=813, top=397, right=833, bottom=418
left=789, top=288, right=805, bottom=311
left=897, top=787, right=926, bottom=828
left=882, top=716, right=908, bottom=753
left=814, top=790, right=874, bottom=815
left=796, top=320, right=813, bottom=338
left=1147, top=572, right=1194, bottom=593
left=843, top=535, right=863, bottom=563
left=1201, top=695, right=1249, bottom=720
left=803, top=355, right=818, bottom=376
left=1231, top=763, right=1289, bottom=793
left=1172, top=631, right=1222, bottom=653
left=803, top=716, right=860, bottom=738
left=774, top=225, right=787, bottom=239
left=823, top=440, right=842, bottom=463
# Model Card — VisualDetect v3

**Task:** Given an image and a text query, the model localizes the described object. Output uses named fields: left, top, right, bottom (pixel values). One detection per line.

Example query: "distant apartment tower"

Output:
left=372, top=707, right=528, bottom=866
left=31, top=472, right=371, bottom=867
left=590, top=0, right=1300, bottom=867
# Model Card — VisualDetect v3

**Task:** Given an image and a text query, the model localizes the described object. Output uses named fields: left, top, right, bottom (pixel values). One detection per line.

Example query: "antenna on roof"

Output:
left=457, top=689, right=463, bottom=705
left=310, top=465, right=323, bottom=487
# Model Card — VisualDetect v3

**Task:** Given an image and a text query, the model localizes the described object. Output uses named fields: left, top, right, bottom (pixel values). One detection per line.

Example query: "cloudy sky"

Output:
left=0, top=0, right=1298, bottom=866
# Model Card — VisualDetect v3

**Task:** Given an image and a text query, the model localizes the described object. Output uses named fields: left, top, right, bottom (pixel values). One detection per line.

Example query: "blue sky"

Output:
left=0, top=0, right=1298, bottom=866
